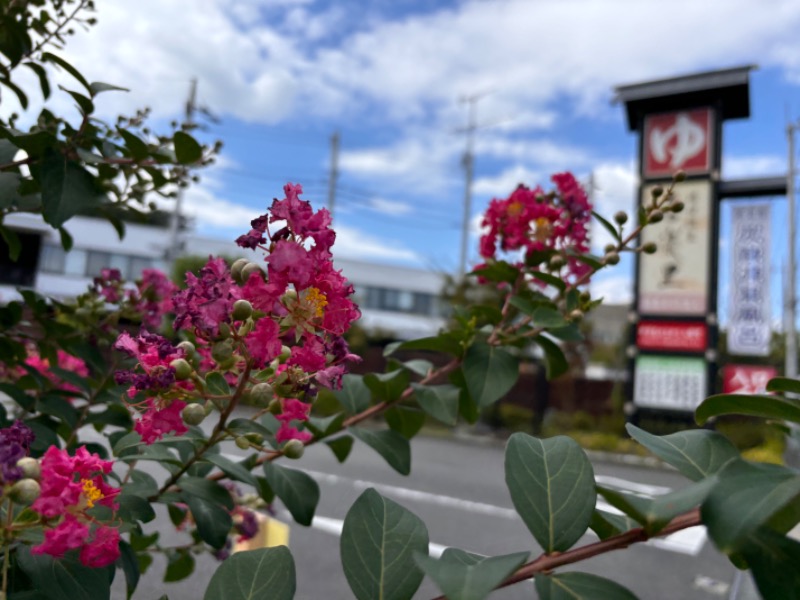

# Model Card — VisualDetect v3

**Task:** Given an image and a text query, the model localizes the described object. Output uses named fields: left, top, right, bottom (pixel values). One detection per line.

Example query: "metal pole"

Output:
left=327, top=131, right=340, bottom=219
left=787, top=122, right=797, bottom=378
left=168, top=78, right=197, bottom=263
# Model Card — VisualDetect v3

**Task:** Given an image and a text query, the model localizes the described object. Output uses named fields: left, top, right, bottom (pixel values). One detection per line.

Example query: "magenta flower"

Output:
left=246, top=318, right=282, bottom=368
left=173, top=256, right=240, bottom=337
left=134, top=399, right=189, bottom=444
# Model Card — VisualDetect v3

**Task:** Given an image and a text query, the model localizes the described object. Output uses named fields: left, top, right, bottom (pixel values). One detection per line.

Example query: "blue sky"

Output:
left=7, top=0, right=800, bottom=317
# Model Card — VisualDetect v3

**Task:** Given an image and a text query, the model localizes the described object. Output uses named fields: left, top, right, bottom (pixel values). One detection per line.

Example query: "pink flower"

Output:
left=31, top=446, right=120, bottom=567
left=79, top=526, right=121, bottom=568
left=22, top=350, right=89, bottom=395
left=276, top=398, right=310, bottom=423
left=134, top=269, right=178, bottom=329
left=134, top=399, right=189, bottom=444
left=173, top=256, right=240, bottom=337
left=266, top=240, right=314, bottom=290
left=246, top=318, right=282, bottom=368
left=276, top=423, right=313, bottom=443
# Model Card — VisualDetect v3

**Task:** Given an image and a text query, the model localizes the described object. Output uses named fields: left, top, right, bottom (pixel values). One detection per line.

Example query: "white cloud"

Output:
left=474, top=165, right=541, bottom=197
left=332, top=223, right=421, bottom=263
left=590, top=273, right=633, bottom=305
left=366, top=198, right=413, bottom=216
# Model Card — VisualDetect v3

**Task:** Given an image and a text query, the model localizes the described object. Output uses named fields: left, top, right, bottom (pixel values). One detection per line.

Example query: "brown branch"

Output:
left=431, top=508, right=701, bottom=599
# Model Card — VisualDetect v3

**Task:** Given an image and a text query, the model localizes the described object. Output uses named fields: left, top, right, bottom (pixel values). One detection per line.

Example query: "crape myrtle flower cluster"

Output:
left=114, top=182, right=361, bottom=447
left=477, top=172, right=592, bottom=284
left=14, top=349, right=90, bottom=397
left=90, top=267, right=178, bottom=330
left=0, top=422, right=121, bottom=568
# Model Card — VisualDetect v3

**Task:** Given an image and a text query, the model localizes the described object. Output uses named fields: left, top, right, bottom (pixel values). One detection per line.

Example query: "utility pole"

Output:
left=457, top=94, right=483, bottom=281
left=787, top=121, right=799, bottom=378
left=327, top=131, right=340, bottom=219
left=168, top=78, right=197, bottom=263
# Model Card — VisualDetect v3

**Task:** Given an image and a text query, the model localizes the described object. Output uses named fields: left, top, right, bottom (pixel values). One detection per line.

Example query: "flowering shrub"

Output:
left=0, top=4, right=798, bottom=598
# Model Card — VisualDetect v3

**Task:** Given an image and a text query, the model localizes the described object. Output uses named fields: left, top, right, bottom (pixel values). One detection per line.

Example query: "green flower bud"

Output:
left=268, top=398, right=283, bottom=415
left=278, top=345, right=292, bottom=362
left=232, top=299, right=253, bottom=321
left=182, top=403, right=206, bottom=426
left=9, top=479, right=40, bottom=505
left=177, top=341, right=195, bottom=358
left=603, top=243, right=616, bottom=254
left=16, top=457, right=40, bottom=480
left=649, top=210, right=664, bottom=223
left=613, top=211, right=628, bottom=225
left=548, top=255, right=566, bottom=269
left=283, top=439, right=305, bottom=459
left=569, top=309, right=584, bottom=321
left=642, top=242, right=658, bottom=254
left=231, top=258, right=249, bottom=283
left=674, top=170, right=686, bottom=182
left=670, top=201, right=685, bottom=213
left=651, top=186, right=664, bottom=199
left=251, top=383, right=274, bottom=405
left=170, top=358, right=193, bottom=381
left=579, top=291, right=591, bottom=303
left=604, top=251, right=620, bottom=265
left=245, top=432, right=264, bottom=445
left=241, top=262, right=264, bottom=283
left=212, top=340, right=234, bottom=364
left=235, top=436, right=250, bottom=450
left=217, top=322, right=232, bottom=340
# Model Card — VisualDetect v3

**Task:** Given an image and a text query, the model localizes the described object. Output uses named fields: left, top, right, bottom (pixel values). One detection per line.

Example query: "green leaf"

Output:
left=173, top=131, right=203, bottom=164
left=89, top=81, right=129, bottom=95
left=741, top=528, right=800, bottom=600
left=528, top=271, right=566, bottom=291
left=57, top=226, right=73, bottom=251
left=116, top=541, right=139, bottom=600
left=2, top=77, right=29, bottom=109
left=42, top=53, right=92, bottom=93
left=589, top=509, right=638, bottom=540
left=227, top=418, right=271, bottom=439
left=164, top=549, right=195, bottom=583
left=592, top=210, right=622, bottom=242
left=450, top=369, right=479, bottom=424
left=397, top=359, right=433, bottom=377
left=412, top=383, right=459, bottom=426
left=505, top=433, right=596, bottom=553
left=204, top=547, right=296, bottom=600
left=16, top=546, right=114, bottom=600
left=203, top=453, right=257, bottom=486
left=598, top=478, right=715, bottom=534
left=40, top=149, right=99, bottom=228
left=696, top=393, right=800, bottom=425
left=183, top=495, right=232, bottom=549
left=117, top=493, right=156, bottom=524
left=364, top=370, right=410, bottom=402
left=117, top=129, right=149, bottom=160
left=350, top=427, right=411, bottom=475
left=24, top=62, right=51, bottom=99
left=385, top=406, right=425, bottom=439
left=390, top=334, right=464, bottom=357
left=341, top=488, right=429, bottom=600
left=62, top=88, right=94, bottom=115
left=0, top=224, right=21, bottom=261
left=625, top=424, right=739, bottom=481
left=471, top=259, right=520, bottom=284
left=702, top=459, right=800, bottom=554
left=508, top=298, right=567, bottom=328
left=766, top=377, right=800, bottom=394
left=178, top=477, right=234, bottom=510
left=333, top=374, right=371, bottom=414
left=305, top=413, right=345, bottom=437
left=263, top=463, right=320, bottom=526
left=547, top=323, right=584, bottom=342
left=413, top=549, right=528, bottom=600
left=533, top=334, right=569, bottom=379
left=535, top=572, right=639, bottom=599
left=462, top=342, right=518, bottom=408
left=205, top=371, right=231, bottom=396
left=325, top=435, right=354, bottom=462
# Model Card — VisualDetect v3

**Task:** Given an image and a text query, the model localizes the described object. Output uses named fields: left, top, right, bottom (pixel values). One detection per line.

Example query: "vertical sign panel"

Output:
left=643, top=108, right=714, bottom=179
left=638, top=180, right=713, bottom=316
left=728, top=204, right=771, bottom=356
left=633, top=355, right=707, bottom=411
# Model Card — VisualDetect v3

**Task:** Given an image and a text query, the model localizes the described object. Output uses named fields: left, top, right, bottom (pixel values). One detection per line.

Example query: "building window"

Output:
left=63, top=249, right=88, bottom=277
left=39, top=244, right=66, bottom=274
left=130, top=256, right=154, bottom=280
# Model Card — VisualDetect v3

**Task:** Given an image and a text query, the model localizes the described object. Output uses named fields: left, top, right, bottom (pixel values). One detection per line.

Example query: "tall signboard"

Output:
left=614, top=67, right=757, bottom=415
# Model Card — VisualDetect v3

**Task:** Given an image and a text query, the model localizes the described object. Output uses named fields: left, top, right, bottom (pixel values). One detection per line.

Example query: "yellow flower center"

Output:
left=532, top=217, right=553, bottom=242
left=82, top=479, right=103, bottom=508
left=304, top=287, right=328, bottom=318
left=507, top=201, right=524, bottom=217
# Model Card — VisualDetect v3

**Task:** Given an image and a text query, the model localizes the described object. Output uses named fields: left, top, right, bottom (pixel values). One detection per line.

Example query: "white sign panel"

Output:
left=638, top=180, right=712, bottom=315
left=728, top=204, right=771, bottom=356
left=634, top=355, right=707, bottom=411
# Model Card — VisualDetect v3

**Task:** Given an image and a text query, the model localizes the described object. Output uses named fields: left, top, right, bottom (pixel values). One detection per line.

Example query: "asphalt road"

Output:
left=116, top=432, right=742, bottom=600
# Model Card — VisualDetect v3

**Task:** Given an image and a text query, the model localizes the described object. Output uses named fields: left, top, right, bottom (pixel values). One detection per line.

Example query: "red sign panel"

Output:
left=636, top=320, right=707, bottom=352
left=722, top=364, right=777, bottom=395
left=643, top=108, right=713, bottom=178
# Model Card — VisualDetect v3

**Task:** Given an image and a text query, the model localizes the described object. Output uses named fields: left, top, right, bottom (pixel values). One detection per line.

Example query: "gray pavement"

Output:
left=118, top=433, right=743, bottom=600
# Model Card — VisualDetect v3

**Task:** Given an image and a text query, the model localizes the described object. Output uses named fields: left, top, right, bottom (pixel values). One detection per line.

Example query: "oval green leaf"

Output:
left=505, top=433, right=596, bottom=553
left=350, top=427, right=411, bottom=475
left=413, top=549, right=528, bottom=600
left=204, top=547, right=296, bottom=600
left=463, top=342, right=519, bottom=408
left=341, top=488, right=429, bottom=600
left=535, top=572, right=639, bottom=599
left=263, top=463, right=320, bottom=526
left=695, top=393, right=800, bottom=425
left=413, top=383, right=460, bottom=426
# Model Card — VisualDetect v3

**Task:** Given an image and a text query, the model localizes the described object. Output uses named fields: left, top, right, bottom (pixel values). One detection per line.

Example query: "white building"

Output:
left=1, top=215, right=447, bottom=340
